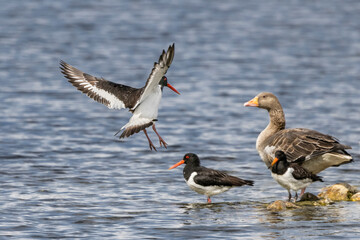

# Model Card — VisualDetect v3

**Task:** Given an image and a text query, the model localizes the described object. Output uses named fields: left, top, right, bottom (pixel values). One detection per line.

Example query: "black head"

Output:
left=159, top=76, right=180, bottom=95
left=182, top=153, right=200, bottom=165
left=169, top=153, right=200, bottom=169
left=270, top=150, right=289, bottom=174
left=275, top=150, right=287, bottom=162
left=159, top=76, right=168, bottom=87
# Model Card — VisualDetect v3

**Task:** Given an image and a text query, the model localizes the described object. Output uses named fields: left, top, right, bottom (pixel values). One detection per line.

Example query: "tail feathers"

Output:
left=243, top=179, right=255, bottom=186
left=312, top=174, right=323, bottom=182
left=118, top=122, right=153, bottom=138
left=229, top=176, right=254, bottom=187
left=115, top=114, right=154, bottom=138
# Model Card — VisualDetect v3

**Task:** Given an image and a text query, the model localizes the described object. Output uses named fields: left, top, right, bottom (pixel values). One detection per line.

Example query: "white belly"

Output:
left=134, top=87, right=162, bottom=119
left=120, top=87, right=162, bottom=130
left=271, top=168, right=312, bottom=191
left=186, top=172, right=232, bottom=197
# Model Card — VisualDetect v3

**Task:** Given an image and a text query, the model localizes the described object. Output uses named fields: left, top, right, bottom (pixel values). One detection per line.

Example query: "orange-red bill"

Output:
left=168, top=159, right=185, bottom=170
left=167, top=83, right=180, bottom=95
left=244, top=96, right=259, bottom=107
left=270, top=157, right=279, bottom=168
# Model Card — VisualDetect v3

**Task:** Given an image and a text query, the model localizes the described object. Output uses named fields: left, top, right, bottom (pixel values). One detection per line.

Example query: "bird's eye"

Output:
left=262, top=95, right=266, bottom=98
left=185, top=155, right=189, bottom=159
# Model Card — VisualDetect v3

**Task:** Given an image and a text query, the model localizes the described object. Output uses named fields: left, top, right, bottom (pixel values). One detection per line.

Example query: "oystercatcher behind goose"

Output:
left=244, top=92, right=352, bottom=194
left=169, top=153, right=254, bottom=203
left=60, top=44, right=179, bottom=151
left=270, top=150, right=323, bottom=201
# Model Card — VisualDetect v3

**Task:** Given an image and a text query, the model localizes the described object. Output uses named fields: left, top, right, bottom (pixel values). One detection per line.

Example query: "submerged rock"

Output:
left=318, top=183, right=358, bottom=201
left=267, top=200, right=300, bottom=211
left=297, top=197, right=333, bottom=206
left=267, top=183, right=359, bottom=211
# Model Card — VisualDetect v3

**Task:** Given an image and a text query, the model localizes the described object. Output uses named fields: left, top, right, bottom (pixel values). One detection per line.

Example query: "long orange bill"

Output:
left=168, top=159, right=185, bottom=170
left=167, top=83, right=180, bottom=95
left=244, top=96, right=259, bottom=107
left=269, top=157, right=279, bottom=168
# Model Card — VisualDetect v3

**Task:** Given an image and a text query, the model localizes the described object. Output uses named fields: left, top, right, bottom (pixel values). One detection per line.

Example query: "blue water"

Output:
left=1, top=0, right=360, bottom=239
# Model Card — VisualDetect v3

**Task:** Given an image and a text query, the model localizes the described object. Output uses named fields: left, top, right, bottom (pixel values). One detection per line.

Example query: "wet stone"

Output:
left=267, top=200, right=300, bottom=211
left=299, top=192, right=319, bottom=202
left=351, top=192, right=360, bottom=201
left=318, top=183, right=358, bottom=201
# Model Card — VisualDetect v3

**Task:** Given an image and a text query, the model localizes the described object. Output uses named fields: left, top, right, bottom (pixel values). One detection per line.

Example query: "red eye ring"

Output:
left=185, top=155, right=189, bottom=159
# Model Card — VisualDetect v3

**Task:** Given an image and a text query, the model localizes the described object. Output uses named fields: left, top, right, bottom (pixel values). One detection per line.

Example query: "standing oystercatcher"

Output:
left=169, top=153, right=254, bottom=203
left=60, top=44, right=179, bottom=151
left=270, top=150, right=323, bottom=201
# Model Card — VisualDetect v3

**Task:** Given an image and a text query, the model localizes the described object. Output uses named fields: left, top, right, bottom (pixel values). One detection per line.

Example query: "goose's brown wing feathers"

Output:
left=264, top=128, right=351, bottom=163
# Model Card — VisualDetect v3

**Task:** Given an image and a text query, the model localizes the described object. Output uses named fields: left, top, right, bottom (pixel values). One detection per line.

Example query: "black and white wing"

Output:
left=131, top=43, right=175, bottom=110
left=60, top=61, right=141, bottom=110
left=194, top=167, right=254, bottom=187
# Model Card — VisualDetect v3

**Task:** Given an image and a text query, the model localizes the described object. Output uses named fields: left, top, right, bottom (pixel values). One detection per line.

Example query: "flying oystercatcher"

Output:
left=60, top=44, right=179, bottom=151
left=169, top=153, right=254, bottom=203
left=269, top=150, right=323, bottom=201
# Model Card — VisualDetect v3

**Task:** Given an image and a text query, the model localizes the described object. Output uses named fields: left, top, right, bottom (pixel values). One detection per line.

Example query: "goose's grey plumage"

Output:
left=244, top=92, right=352, bottom=174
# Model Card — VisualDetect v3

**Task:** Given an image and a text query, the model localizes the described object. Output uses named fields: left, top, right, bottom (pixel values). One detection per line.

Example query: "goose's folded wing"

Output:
left=265, top=128, right=352, bottom=162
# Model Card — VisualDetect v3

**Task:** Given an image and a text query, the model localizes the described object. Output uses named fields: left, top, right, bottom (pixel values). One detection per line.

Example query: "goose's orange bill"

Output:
left=244, top=96, right=258, bottom=107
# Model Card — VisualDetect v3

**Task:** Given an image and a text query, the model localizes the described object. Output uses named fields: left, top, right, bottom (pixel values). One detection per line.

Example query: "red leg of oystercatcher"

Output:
left=152, top=124, right=167, bottom=149
left=207, top=197, right=211, bottom=203
left=143, top=129, right=157, bottom=151
left=300, top=187, right=306, bottom=198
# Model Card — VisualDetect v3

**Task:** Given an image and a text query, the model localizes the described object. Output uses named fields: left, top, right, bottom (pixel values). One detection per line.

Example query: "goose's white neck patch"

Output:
left=264, top=145, right=276, bottom=157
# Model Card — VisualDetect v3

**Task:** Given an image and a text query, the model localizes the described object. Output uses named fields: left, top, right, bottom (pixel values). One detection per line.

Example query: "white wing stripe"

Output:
left=73, top=77, right=125, bottom=109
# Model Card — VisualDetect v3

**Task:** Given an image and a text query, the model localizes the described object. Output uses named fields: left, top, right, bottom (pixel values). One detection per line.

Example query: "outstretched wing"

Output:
left=60, top=60, right=141, bottom=110
left=132, top=43, right=175, bottom=110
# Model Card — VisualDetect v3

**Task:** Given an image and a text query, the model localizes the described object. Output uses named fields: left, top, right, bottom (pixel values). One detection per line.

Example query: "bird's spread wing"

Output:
left=132, top=44, right=175, bottom=110
left=194, top=167, right=254, bottom=187
left=60, top=60, right=141, bottom=110
left=263, top=128, right=352, bottom=163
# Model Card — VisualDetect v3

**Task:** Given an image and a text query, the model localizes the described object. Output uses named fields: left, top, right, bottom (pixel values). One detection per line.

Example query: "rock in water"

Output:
left=351, top=192, right=360, bottom=201
left=318, top=183, right=358, bottom=201
left=299, top=192, right=320, bottom=202
left=267, top=200, right=300, bottom=211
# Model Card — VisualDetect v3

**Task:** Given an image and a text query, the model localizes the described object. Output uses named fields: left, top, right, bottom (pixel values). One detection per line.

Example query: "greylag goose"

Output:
left=270, top=150, right=323, bottom=201
left=244, top=92, right=353, bottom=175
